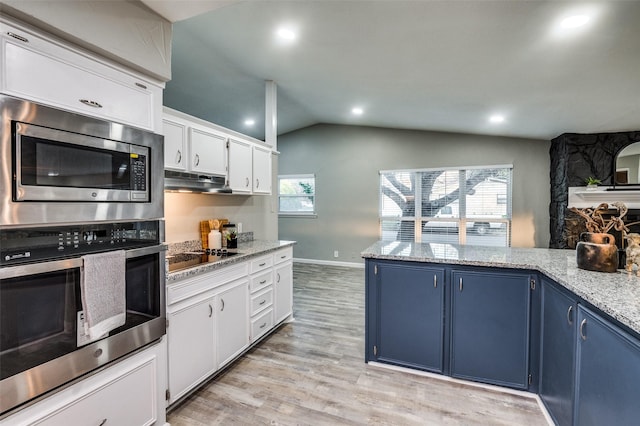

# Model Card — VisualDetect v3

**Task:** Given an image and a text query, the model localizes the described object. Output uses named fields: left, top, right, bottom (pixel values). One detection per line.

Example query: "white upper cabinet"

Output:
left=189, top=127, right=227, bottom=176
left=163, top=107, right=273, bottom=195
left=252, top=146, right=272, bottom=194
left=163, top=118, right=188, bottom=171
left=228, top=138, right=253, bottom=194
left=0, top=18, right=163, bottom=133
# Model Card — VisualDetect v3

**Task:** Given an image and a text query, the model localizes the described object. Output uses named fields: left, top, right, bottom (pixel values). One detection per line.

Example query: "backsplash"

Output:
left=167, top=232, right=254, bottom=255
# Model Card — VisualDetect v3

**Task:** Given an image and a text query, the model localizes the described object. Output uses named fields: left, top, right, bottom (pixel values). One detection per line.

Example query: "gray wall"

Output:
left=278, top=124, right=550, bottom=264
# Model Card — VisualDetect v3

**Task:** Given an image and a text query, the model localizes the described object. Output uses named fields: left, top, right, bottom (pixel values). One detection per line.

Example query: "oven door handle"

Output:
left=0, top=244, right=166, bottom=279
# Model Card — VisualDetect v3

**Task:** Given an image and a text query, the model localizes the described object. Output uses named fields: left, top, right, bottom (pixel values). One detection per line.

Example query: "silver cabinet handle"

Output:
left=434, top=274, right=437, bottom=288
left=256, top=178, right=260, bottom=188
left=79, top=99, right=103, bottom=108
left=259, top=279, right=267, bottom=284
left=281, top=255, right=287, bottom=259
left=175, top=149, right=182, bottom=164
left=260, top=322, right=267, bottom=329
left=259, top=263, right=266, bottom=267
left=567, top=306, right=573, bottom=325
left=245, top=177, right=250, bottom=187
left=459, top=277, right=463, bottom=292
left=220, top=298, right=225, bottom=311
left=580, top=319, right=587, bottom=340
left=259, top=299, right=266, bottom=306
left=98, top=419, right=107, bottom=426
left=135, top=82, right=147, bottom=89
left=277, top=273, right=281, bottom=283
left=194, top=154, right=200, bottom=166
left=209, top=304, right=213, bottom=318
left=7, top=32, right=29, bottom=43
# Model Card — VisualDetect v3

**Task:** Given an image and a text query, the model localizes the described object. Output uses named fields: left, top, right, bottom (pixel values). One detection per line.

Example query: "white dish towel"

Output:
left=81, top=250, right=126, bottom=340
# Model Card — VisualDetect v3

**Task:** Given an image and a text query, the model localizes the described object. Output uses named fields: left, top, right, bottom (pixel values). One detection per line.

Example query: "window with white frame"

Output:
left=380, top=166, right=512, bottom=247
left=278, top=174, right=316, bottom=215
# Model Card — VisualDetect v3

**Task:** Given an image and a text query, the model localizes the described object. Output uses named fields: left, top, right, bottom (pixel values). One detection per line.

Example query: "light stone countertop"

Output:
left=166, top=240, right=295, bottom=284
left=362, top=241, right=640, bottom=336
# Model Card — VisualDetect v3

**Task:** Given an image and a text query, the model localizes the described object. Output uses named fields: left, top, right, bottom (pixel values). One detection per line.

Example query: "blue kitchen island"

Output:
left=362, top=241, right=640, bottom=426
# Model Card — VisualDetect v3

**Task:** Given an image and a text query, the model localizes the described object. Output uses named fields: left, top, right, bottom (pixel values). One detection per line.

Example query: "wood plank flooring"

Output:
left=167, top=263, right=548, bottom=425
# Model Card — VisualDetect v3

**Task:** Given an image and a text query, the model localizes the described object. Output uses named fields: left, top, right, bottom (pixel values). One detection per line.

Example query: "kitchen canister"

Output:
left=208, top=229, right=222, bottom=249
left=576, top=232, right=618, bottom=273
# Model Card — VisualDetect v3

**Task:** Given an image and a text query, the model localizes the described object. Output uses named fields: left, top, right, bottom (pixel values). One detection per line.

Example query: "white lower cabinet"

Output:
left=166, top=248, right=294, bottom=406
left=167, top=295, right=216, bottom=404
left=274, top=247, right=294, bottom=324
left=216, top=279, right=250, bottom=368
left=2, top=340, right=166, bottom=426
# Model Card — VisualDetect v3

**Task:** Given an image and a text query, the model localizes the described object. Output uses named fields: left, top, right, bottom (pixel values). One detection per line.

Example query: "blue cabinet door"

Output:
left=375, top=262, right=445, bottom=373
left=450, top=269, right=531, bottom=389
left=539, top=278, right=576, bottom=426
left=575, top=305, right=640, bottom=426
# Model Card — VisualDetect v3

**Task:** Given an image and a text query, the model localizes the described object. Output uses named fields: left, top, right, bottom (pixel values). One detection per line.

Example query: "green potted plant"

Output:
left=585, top=176, right=601, bottom=190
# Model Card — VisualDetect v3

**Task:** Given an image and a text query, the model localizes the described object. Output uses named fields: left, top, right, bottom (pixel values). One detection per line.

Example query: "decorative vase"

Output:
left=576, top=232, right=619, bottom=273
left=586, top=184, right=598, bottom=191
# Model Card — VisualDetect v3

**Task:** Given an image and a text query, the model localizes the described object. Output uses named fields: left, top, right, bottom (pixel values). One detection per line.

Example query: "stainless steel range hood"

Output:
left=164, top=170, right=232, bottom=194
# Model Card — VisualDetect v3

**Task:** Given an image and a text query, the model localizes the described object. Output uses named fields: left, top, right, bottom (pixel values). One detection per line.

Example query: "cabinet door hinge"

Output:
left=373, top=345, right=377, bottom=356
left=530, top=278, right=536, bottom=290
left=165, top=389, right=171, bottom=401
left=374, top=265, right=378, bottom=275
left=528, top=374, right=533, bottom=385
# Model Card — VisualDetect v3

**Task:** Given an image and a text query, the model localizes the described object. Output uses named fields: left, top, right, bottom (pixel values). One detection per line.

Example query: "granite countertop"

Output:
left=362, top=240, right=640, bottom=336
left=166, top=240, right=295, bottom=284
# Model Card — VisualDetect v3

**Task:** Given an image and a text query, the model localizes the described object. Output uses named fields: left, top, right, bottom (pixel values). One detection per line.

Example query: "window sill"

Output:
left=278, top=213, right=318, bottom=218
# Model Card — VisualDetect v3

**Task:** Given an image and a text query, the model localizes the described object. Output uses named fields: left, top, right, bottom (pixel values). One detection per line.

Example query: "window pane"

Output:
left=464, top=169, right=510, bottom=220
left=381, top=219, right=414, bottom=242
left=279, top=196, right=314, bottom=212
left=466, top=221, right=510, bottom=246
left=279, top=177, right=315, bottom=195
left=421, top=221, right=459, bottom=245
left=380, top=171, right=415, bottom=218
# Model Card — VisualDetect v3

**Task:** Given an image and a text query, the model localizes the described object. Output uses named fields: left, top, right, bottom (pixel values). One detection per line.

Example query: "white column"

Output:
left=265, top=80, right=277, bottom=149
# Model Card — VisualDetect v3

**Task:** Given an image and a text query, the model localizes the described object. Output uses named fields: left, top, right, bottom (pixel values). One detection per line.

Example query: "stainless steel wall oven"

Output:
left=0, top=94, right=166, bottom=416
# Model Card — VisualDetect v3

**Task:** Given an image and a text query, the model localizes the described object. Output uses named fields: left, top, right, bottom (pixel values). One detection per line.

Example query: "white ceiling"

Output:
left=150, top=0, right=640, bottom=142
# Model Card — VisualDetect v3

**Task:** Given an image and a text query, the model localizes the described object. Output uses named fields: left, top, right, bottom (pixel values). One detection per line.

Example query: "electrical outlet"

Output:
left=334, top=250, right=339, bottom=258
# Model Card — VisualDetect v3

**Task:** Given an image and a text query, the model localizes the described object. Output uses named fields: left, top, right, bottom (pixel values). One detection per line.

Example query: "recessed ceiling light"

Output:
left=560, top=14, right=590, bottom=29
left=351, top=107, right=364, bottom=116
left=244, top=119, right=255, bottom=126
left=489, top=114, right=505, bottom=124
left=276, top=27, right=296, bottom=41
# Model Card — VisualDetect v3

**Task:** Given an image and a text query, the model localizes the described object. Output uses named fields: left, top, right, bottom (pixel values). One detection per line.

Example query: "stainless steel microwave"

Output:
left=0, top=94, right=164, bottom=226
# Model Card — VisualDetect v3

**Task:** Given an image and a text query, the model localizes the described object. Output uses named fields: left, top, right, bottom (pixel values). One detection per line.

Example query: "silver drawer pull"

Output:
left=567, top=306, right=573, bottom=325
left=259, top=300, right=266, bottom=305
left=459, top=277, right=463, bottom=292
left=79, top=99, right=103, bottom=108
left=281, top=255, right=287, bottom=259
left=7, top=32, right=28, bottom=43
left=135, top=82, right=147, bottom=89
left=580, top=319, right=587, bottom=340
left=259, top=279, right=267, bottom=284
left=98, top=419, right=107, bottom=426
left=434, top=274, right=437, bottom=288
left=259, top=263, right=266, bottom=267
left=260, top=322, right=267, bottom=329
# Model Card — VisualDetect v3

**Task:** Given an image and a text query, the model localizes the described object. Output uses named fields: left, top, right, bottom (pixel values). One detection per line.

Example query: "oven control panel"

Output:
left=0, top=220, right=161, bottom=266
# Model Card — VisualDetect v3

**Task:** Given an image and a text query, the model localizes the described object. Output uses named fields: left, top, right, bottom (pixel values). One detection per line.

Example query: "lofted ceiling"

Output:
left=149, top=0, right=640, bottom=142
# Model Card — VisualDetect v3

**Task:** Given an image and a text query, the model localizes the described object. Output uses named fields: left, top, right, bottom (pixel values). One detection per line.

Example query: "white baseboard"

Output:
left=293, top=257, right=365, bottom=268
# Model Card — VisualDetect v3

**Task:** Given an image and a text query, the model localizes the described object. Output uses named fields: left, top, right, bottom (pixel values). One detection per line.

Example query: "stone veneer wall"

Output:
left=549, top=131, right=640, bottom=248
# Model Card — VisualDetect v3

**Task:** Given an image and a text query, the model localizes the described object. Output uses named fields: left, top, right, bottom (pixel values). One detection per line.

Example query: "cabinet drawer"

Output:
left=251, top=308, right=274, bottom=341
left=167, top=262, right=249, bottom=306
left=35, top=356, right=157, bottom=426
left=251, top=287, right=273, bottom=316
left=250, top=270, right=273, bottom=293
left=274, top=247, right=293, bottom=265
left=250, top=254, right=273, bottom=274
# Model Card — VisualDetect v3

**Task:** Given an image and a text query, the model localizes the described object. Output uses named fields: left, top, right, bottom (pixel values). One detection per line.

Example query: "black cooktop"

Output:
left=167, top=249, right=239, bottom=273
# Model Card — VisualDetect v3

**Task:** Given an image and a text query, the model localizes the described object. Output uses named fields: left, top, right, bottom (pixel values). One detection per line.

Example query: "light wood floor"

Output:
left=168, top=263, right=548, bottom=425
